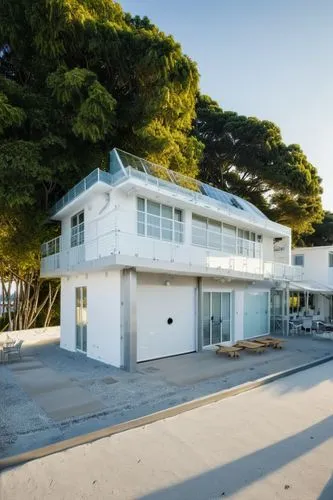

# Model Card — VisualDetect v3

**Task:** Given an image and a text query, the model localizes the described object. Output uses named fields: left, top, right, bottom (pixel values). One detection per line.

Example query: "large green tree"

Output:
left=0, top=0, right=202, bottom=330
left=194, top=95, right=323, bottom=241
left=299, top=211, right=333, bottom=247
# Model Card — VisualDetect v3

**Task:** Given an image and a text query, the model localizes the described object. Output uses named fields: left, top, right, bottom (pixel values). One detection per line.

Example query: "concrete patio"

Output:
left=1, top=335, right=333, bottom=459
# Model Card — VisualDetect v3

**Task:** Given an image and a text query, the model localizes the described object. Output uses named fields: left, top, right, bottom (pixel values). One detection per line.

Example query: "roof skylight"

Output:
left=110, top=148, right=268, bottom=220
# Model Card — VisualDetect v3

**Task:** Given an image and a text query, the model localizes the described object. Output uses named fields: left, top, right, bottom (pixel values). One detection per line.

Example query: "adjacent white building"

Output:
left=40, top=149, right=302, bottom=370
left=290, top=246, right=333, bottom=320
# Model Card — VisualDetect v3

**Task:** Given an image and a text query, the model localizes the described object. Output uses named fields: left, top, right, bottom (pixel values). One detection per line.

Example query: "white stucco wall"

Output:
left=60, top=270, right=122, bottom=367
left=58, top=268, right=274, bottom=367
left=60, top=277, right=76, bottom=352
left=262, top=235, right=274, bottom=262
left=55, top=184, right=283, bottom=276
left=292, top=247, right=331, bottom=285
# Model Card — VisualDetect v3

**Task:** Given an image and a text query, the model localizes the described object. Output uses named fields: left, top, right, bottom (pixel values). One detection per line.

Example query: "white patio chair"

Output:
left=313, top=320, right=326, bottom=333
left=289, top=321, right=302, bottom=335
left=3, top=339, right=24, bottom=363
left=302, top=318, right=313, bottom=334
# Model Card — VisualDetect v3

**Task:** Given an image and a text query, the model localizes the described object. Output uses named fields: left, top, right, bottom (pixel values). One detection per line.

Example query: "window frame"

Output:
left=137, top=197, right=184, bottom=244
left=293, top=254, right=304, bottom=267
left=71, top=210, right=84, bottom=248
left=191, top=213, right=260, bottom=258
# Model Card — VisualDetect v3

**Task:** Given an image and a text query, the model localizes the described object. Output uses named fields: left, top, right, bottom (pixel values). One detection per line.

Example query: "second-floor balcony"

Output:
left=263, top=261, right=303, bottom=282
left=40, top=229, right=302, bottom=282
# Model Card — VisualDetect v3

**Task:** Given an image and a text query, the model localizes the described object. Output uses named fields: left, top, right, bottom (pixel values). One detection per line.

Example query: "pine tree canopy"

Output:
left=194, top=95, right=323, bottom=241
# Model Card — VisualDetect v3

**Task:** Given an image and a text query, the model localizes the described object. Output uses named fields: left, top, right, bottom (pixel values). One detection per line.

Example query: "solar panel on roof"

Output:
left=202, top=184, right=219, bottom=201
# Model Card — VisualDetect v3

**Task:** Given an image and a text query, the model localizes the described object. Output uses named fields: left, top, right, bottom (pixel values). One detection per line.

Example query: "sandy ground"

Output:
left=1, top=335, right=333, bottom=459
left=1, top=361, right=333, bottom=500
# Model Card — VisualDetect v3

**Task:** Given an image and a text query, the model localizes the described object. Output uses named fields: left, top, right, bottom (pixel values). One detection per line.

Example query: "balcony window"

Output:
left=192, top=215, right=208, bottom=247
left=223, top=223, right=236, bottom=254
left=137, top=198, right=184, bottom=243
left=71, top=211, right=84, bottom=247
left=293, top=254, right=304, bottom=267
left=238, top=229, right=256, bottom=257
left=192, top=214, right=260, bottom=258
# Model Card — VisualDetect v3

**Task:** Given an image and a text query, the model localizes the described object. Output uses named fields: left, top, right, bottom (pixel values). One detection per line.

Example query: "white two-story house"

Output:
left=290, top=246, right=333, bottom=320
left=41, top=149, right=302, bottom=370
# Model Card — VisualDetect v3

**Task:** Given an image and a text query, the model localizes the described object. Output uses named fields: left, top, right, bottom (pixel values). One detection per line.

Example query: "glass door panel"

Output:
left=203, top=292, right=232, bottom=345
left=271, top=289, right=283, bottom=333
left=211, top=292, right=222, bottom=344
left=221, top=293, right=231, bottom=342
left=76, top=286, right=87, bottom=353
left=259, top=292, right=268, bottom=335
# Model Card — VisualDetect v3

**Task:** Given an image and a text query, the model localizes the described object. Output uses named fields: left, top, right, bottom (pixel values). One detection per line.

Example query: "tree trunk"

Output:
left=0, top=266, right=60, bottom=332
left=43, top=282, right=60, bottom=328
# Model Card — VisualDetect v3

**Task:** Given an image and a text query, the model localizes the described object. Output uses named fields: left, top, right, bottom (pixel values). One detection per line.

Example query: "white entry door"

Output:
left=137, top=285, right=195, bottom=362
left=244, top=291, right=269, bottom=338
left=203, top=292, right=232, bottom=346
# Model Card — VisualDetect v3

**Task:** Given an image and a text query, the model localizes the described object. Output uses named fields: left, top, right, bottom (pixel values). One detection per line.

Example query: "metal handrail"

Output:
left=50, top=168, right=113, bottom=216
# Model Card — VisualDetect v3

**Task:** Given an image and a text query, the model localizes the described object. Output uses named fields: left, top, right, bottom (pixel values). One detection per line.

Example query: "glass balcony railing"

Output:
left=50, top=168, right=113, bottom=216
left=263, top=262, right=303, bottom=281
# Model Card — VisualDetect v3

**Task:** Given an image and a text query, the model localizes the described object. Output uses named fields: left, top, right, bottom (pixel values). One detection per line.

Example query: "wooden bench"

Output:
left=235, top=340, right=267, bottom=354
left=253, top=339, right=276, bottom=347
left=215, top=345, right=243, bottom=359
left=259, top=337, right=286, bottom=349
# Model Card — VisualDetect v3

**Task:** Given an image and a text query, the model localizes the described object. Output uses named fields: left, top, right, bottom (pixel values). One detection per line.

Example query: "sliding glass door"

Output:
left=203, top=292, right=232, bottom=346
left=75, top=287, right=87, bottom=353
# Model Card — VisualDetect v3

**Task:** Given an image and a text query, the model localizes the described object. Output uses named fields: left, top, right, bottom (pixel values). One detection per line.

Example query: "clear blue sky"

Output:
left=118, top=0, right=333, bottom=211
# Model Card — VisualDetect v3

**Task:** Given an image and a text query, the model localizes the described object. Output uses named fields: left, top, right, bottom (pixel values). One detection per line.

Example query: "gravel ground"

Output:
left=0, top=366, right=61, bottom=456
left=1, top=335, right=333, bottom=459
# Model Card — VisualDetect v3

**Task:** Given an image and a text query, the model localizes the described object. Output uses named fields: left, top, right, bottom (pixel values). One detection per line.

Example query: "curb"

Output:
left=1, top=354, right=333, bottom=472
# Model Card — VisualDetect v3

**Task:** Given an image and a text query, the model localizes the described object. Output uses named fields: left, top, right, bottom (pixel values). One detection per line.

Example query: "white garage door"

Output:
left=137, top=285, right=196, bottom=362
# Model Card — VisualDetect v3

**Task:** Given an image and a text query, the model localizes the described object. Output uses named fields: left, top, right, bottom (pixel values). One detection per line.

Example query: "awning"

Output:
left=289, top=281, right=333, bottom=294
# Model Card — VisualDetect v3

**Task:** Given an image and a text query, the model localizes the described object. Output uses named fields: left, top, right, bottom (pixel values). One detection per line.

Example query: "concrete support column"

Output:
left=197, top=277, right=203, bottom=352
left=122, top=268, right=137, bottom=372
left=286, top=283, right=290, bottom=336
left=283, top=283, right=290, bottom=336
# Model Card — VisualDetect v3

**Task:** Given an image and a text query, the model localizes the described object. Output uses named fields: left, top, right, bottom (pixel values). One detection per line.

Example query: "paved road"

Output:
left=1, top=362, right=333, bottom=500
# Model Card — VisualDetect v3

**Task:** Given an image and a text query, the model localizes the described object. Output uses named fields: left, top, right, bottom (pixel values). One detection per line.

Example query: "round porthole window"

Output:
left=167, top=317, right=173, bottom=325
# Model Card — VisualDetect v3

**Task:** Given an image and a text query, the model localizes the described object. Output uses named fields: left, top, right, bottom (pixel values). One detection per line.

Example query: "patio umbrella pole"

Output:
left=298, top=292, right=300, bottom=316
left=306, top=291, right=309, bottom=315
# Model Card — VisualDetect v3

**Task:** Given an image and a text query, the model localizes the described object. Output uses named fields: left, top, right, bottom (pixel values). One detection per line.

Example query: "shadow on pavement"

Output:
left=139, top=415, right=333, bottom=500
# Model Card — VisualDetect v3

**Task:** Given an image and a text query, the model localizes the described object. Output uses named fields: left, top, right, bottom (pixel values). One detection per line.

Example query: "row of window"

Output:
left=293, top=253, right=333, bottom=267
left=69, top=198, right=262, bottom=257
left=136, top=197, right=262, bottom=257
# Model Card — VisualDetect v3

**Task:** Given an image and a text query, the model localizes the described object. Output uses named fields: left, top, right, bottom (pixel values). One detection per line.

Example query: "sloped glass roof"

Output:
left=110, top=148, right=268, bottom=220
